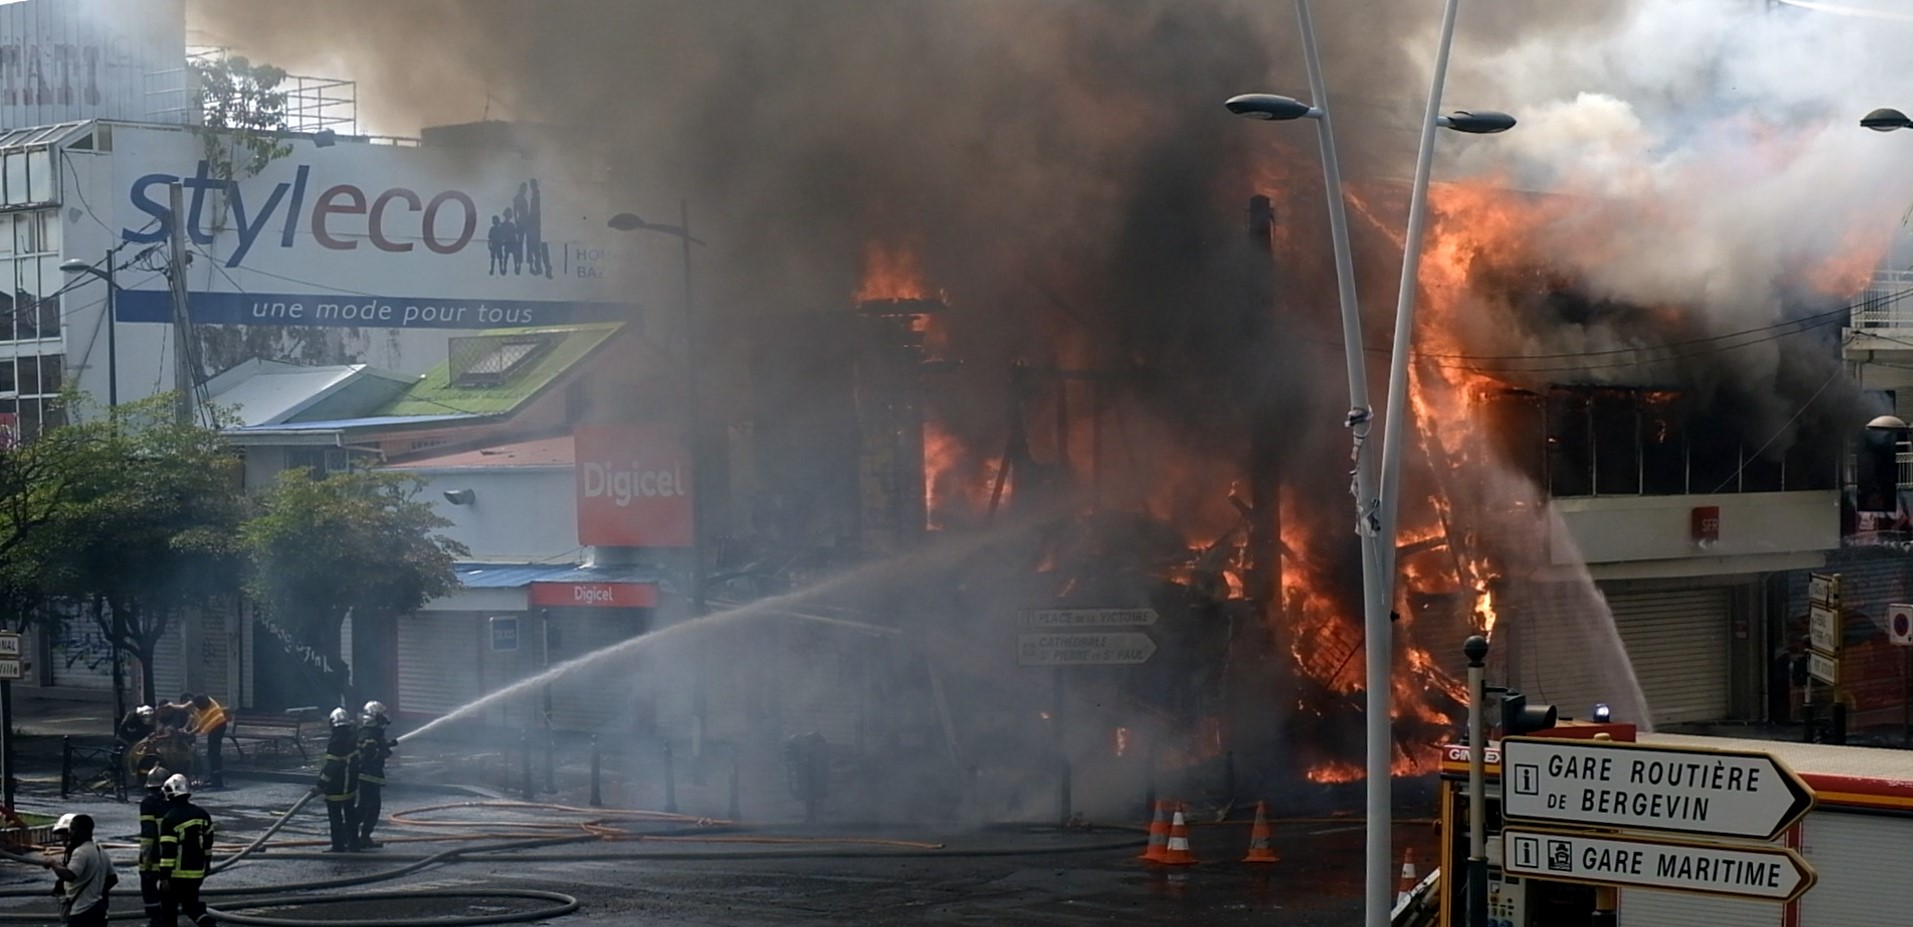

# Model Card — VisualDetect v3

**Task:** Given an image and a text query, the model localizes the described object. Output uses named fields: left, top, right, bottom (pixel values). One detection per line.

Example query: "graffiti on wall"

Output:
left=50, top=619, right=113, bottom=672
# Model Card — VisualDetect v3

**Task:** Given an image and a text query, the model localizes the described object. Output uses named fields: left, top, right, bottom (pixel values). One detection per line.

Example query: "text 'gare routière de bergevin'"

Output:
left=1546, top=752, right=1765, bottom=821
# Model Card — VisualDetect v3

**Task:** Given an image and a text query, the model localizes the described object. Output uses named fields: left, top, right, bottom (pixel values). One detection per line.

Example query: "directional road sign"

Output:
left=1808, top=651, right=1839, bottom=687
left=1808, top=603, right=1841, bottom=655
left=1017, top=632, right=1156, bottom=666
left=1501, top=828, right=1815, bottom=903
left=0, top=632, right=18, bottom=680
left=1809, top=572, right=1841, bottom=607
left=0, top=632, right=18, bottom=657
left=1016, top=608, right=1158, bottom=628
left=1501, top=737, right=1815, bottom=841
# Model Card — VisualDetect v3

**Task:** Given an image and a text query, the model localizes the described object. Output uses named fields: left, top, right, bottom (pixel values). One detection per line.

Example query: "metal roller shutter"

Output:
left=48, top=612, right=113, bottom=690
left=1608, top=588, right=1731, bottom=726
left=545, top=611, right=645, bottom=732
left=151, top=622, right=185, bottom=705
left=1500, top=580, right=1643, bottom=728
left=397, top=613, right=481, bottom=715
left=1619, top=887, right=1778, bottom=927
left=1798, top=812, right=1913, bottom=925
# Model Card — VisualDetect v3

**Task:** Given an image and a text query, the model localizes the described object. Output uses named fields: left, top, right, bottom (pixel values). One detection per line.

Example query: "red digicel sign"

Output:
left=529, top=581, right=658, bottom=609
left=575, top=424, right=693, bottom=547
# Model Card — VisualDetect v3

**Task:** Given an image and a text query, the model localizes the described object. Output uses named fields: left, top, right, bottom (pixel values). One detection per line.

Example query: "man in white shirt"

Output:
left=44, top=813, right=115, bottom=927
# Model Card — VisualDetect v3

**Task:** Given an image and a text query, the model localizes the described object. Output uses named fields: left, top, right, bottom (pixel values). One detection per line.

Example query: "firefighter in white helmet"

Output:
left=315, top=707, right=362, bottom=851
left=156, top=774, right=214, bottom=927
left=355, top=700, right=398, bottom=849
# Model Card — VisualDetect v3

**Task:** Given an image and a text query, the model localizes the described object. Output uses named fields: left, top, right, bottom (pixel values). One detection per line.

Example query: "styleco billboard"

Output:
left=107, top=126, right=639, bottom=330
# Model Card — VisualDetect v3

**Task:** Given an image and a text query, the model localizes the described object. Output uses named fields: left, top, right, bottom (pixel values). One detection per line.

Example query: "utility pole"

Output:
left=166, top=183, right=193, bottom=424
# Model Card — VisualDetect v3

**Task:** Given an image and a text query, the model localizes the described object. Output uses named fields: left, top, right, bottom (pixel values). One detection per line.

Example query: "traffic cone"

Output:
left=1241, top=800, right=1278, bottom=864
left=1138, top=800, right=1170, bottom=863
left=1395, top=848, right=1419, bottom=906
left=1158, top=805, right=1198, bottom=865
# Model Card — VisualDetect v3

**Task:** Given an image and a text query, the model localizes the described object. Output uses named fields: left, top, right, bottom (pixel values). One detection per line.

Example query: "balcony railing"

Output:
left=1851, top=271, right=1913, bottom=331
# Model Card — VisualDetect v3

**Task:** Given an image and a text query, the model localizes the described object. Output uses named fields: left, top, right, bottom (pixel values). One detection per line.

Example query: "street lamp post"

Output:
left=58, top=254, right=118, bottom=409
left=607, top=204, right=710, bottom=619
left=1227, top=0, right=1512, bottom=922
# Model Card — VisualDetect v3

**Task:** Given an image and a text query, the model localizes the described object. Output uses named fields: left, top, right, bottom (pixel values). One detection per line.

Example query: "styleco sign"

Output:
left=575, top=424, right=692, bottom=548
left=106, top=129, right=635, bottom=330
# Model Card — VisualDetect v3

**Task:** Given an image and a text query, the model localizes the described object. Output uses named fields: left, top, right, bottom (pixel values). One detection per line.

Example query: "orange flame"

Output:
left=855, top=240, right=931, bottom=303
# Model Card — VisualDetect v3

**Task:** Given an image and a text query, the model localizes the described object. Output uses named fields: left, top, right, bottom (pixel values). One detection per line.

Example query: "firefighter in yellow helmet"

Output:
left=315, top=707, right=361, bottom=852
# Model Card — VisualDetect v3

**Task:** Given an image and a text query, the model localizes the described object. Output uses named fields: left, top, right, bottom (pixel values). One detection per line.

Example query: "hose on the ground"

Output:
left=211, top=789, right=319, bottom=874
left=206, top=888, right=580, bottom=927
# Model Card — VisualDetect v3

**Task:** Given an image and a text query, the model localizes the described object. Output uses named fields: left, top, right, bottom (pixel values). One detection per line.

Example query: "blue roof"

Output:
left=455, top=562, right=664, bottom=589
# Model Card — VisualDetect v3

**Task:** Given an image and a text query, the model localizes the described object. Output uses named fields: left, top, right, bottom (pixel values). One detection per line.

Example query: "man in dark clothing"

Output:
left=156, top=774, right=214, bottom=927
left=137, top=765, right=171, bottom=924
left=355, top=701, right=397, bottom=849
left=316, top=707, right=361, bottom=852
left=116, top=706, right=154, bottom=748
left=43, top=813, right=115, bottom=927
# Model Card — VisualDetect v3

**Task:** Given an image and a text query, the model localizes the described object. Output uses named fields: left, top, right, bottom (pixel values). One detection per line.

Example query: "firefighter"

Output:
left=155, top=773, right=215, bottom=927
left=355, top=701, right=398, bottom=849
left=137, top=765, right=172, bottom=924
left=116, top=706, right=155, bottom=748
left=315, top=707, right=361, bottom=852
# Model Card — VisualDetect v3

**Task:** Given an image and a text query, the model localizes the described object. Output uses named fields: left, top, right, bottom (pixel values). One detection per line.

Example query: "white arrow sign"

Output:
left=1501, top=737, right=1815, bottom=841
left=1502, top=828, right=1815, bottom=903
left=1017, top=632, right=1156, bottom=666
left=1016, top=608, right=1159, bottom=628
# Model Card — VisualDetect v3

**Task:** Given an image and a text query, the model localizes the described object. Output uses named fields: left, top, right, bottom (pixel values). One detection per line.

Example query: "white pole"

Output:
left=1292, top=5, right=1392, bottom=926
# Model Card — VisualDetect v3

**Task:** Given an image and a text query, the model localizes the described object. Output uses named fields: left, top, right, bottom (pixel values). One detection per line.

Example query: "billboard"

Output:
left=575, top=424, right=693, bottom=548
left=106, top=125, right=641, bottom=330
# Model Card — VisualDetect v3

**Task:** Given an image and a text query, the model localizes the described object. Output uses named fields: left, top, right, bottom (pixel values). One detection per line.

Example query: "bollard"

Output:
left=60, top=736, right=71, bottom=799
left=544, top=728, right=556, bottom=794
left=589, top=735, right=603, bottom=808
left=663, top=742, right=678, bottom=814
left=520, top=730, right=534, bottom=802
left=728, top=750, right=741, bottom=821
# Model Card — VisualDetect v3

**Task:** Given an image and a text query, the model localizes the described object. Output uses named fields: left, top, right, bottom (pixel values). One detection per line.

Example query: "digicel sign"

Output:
left=575, top=424, right=693, bottom=547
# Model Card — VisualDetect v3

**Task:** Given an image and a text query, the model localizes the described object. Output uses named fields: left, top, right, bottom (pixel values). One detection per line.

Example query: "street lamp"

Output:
left=606, top=202, right=709, bottom=620
left=58, top=255, right=117, bottom=409
left=1226, top=0, right=1513, bottom=922
left=1862, top=107, right=1913, bottom=131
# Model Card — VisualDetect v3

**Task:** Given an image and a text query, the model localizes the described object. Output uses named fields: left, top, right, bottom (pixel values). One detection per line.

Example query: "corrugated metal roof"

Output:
left=454, top=561, right=662, bottom=589
left=224, top=413, right=483, bottom=434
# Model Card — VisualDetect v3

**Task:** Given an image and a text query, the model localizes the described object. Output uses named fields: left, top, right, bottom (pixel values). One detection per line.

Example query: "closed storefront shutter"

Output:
left=1798, top=812, right=1913, bottom=925
left=1501, top=580, right=1634, bottom=727
left=545, top=610, right=645, bottom=732
left=1619, top=887, right=1778, bottom=927
left=48, top=611, right=113, bottom=690
left=398, top=613, right=481, bottom=715
left=151, top=622, right=185, bottom=704
left=1608, top=587, right=1732, bottom=726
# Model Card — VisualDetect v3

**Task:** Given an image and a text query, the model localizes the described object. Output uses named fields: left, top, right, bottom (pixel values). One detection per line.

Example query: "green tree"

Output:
left=189, top=54, right=293, bottom=180
left=243, top=470, right=467, bottom=704
left=22, top=397, right=247, bottom=708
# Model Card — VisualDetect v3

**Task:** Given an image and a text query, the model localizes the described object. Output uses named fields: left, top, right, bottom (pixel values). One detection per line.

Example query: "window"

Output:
left=0, top=210, right=61, bottom=342
left=1545, top=390, right=1593, bottom=497
left=1591, top=391, right=1640, bottom=495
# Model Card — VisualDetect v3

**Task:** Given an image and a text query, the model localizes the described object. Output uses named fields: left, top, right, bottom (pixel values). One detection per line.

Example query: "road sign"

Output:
left=0, top=658, right=19, bottom=681
left=1016, top=632, right=1156, bottom=666
left=1809, top=572, right=1841, bottom=607
left=1016, top=608, right=1158, bottom=628
left=1501, top=737, right=1815, bottom=841
left=1891, top=604, right=1913, bottom=646
left=1808, top=651, right=1839, bottom=686
left=1809, top=603, right=1841, bottom=654
left=0, top=632, right=17, bottom=657
left=1501, top=827, right=1815, bottom=903
left=489, top=616, right=519, bottom=652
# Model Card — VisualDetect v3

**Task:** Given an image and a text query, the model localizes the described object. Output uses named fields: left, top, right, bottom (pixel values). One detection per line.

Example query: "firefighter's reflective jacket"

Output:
left=138, top=790, right=167, bottom=872
left=357, top=724, right=393, bottom=785
left=317, top=725, right=360, bottom=801
left=157, top=800, right=215, bottom=880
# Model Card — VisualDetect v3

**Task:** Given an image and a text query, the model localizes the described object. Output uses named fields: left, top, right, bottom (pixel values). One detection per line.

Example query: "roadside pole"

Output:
left=0, top=629, right=20, bottom=811
left=166, top=183, right=193, bottom=424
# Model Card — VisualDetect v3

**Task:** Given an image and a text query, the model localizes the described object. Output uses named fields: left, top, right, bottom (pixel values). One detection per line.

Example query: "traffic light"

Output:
left=1501, top=689, right=1557, bottom=735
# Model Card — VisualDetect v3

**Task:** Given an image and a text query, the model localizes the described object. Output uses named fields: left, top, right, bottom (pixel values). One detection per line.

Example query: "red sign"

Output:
left=1690, top=505, right=1720, bottom=543
left=575, top=424, right=693, bottom=547
left=529, top=581, right=658, bottom=609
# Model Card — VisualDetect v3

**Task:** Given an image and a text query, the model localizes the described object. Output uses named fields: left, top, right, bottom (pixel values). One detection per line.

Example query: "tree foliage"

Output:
left=243, top=470, right=468, bottom=701
left=189, top=54, right=293, bottom=180
left=10, top=396, right=248, bottom=707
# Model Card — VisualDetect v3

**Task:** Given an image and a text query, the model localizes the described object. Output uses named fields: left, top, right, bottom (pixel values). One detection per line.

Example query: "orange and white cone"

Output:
left=1395, top=848, right=1419, bottom=906
left=1138, top=800, right=1170, bottom=863
left=1158, top=805, right=1198, bottom=866
left=1242, top=800, right=1278, bottom=864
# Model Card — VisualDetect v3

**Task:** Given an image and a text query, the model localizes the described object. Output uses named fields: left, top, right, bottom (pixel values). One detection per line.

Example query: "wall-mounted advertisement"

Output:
left=575, top=423, right=693, bottom=548
left=107, top=125, right=641, bottom=330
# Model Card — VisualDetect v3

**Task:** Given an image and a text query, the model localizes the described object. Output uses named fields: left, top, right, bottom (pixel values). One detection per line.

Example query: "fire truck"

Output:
left=1411, top=726, right=1913, bottom=926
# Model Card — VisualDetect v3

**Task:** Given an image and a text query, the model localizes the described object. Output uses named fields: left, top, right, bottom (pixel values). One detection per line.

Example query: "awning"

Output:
left=454, top=562, right=664, bottom=608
